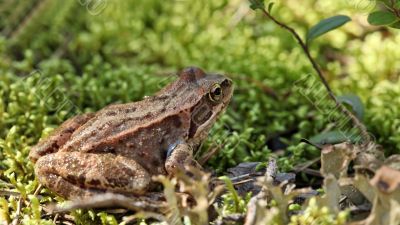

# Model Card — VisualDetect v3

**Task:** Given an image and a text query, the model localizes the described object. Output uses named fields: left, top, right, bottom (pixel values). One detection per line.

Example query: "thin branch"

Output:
left=389, top=0, right=400, bottom=18
left=382, top=3, right=400, bottom=19
left=50, top=193, right=167, bottom=213
left=293, top=156, right=321, bottom=173
left=0, top=190, right=20, bottom=197
left=257, top=7, right=371, bottom=144
left=11, top=197, right=22, bottom=225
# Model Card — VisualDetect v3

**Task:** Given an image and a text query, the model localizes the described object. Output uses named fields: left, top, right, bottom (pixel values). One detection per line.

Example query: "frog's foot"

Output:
left=29, top=113, right=95, bottom=163
left=35, top=152, right=151, bottom=199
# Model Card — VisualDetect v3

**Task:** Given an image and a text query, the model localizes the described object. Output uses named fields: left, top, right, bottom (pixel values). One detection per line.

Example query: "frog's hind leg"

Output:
left=35, top=152, right=151, bottom=199
left=29, top=113, right=95, bottom=163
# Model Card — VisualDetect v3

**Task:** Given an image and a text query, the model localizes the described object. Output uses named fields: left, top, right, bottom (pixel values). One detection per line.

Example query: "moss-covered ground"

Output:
left=0, top=0, right=399, bottom=224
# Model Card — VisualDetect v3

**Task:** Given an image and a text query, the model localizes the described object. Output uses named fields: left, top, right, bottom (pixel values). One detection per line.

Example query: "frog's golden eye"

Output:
left=209, top=83, right=222, bottom=102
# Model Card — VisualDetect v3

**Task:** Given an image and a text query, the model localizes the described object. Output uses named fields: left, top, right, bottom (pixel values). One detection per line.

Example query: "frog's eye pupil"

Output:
left=214, top=87, right=221, bottom=96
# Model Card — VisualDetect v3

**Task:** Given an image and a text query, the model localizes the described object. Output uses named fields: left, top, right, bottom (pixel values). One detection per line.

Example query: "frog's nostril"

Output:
left=221, top=78, right=233, bottom=87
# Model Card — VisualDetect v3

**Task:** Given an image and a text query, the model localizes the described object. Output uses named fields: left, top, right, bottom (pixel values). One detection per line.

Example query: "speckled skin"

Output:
left=29, top=67, right=233, bottom=199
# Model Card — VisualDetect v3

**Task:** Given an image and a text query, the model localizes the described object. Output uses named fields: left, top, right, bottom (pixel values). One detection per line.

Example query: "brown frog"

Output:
left=29, top=67, right=233, bottom=199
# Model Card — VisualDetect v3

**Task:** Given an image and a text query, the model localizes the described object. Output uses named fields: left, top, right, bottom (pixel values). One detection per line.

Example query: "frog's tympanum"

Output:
left=29, top=67, right=233, bottom=199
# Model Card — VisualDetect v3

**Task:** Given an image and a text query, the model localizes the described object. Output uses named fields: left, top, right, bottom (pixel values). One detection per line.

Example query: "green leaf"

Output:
left=368, top=11, right=398, bottom=25
left=389, top=21, right=400, bottom=29
left=267, top=2, right=275, bottom=13
left=306, top=15, right=351, bottom=44
left=219, top=176, right=241, bottom=212
left=337, top=94, right=364, bottom=120
left=249, top=0, right=265, bottom=10
left=255, top=162, right=267, bottom=171
left=309, top=131, right=362, bottom=146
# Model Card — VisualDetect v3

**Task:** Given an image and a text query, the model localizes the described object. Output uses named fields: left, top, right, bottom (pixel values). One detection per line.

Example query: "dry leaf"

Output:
left=353, top=166, right=400, bottom=225
left=321, top=142, right=357, bottom=178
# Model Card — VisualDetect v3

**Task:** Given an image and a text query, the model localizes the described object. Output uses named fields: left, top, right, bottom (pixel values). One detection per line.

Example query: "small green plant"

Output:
left=367, top=0, right=400, bottom=28
left=289, top=198, right=349, bottom=225
left=219, top=176, right=251, bottom=215
left=249, top=0, right=372, bottom=146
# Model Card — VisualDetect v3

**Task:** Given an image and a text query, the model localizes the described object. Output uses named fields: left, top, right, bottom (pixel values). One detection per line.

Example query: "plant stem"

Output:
left=258, top=7, right=371, bottom=144
left=389, top=0, right=400, bottom=19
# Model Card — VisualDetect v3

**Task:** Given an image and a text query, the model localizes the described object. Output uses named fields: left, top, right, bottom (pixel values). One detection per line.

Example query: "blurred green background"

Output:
left=0, top=0, right=399, bottom=223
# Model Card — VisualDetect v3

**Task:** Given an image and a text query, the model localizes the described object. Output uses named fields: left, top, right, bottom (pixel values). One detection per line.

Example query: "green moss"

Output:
left=367, top=79, right=400, bottom=154
left=289, top=198, right=349, bottom=225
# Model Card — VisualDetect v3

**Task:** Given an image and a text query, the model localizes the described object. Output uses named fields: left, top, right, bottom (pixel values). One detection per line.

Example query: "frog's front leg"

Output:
left=165, top=141, right=202, bottom=176
left=35, top=152, right=151, bottom=199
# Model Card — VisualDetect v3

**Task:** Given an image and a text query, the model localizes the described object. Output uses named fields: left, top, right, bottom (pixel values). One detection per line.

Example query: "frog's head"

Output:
left=178, top=67, right=234, bottom=145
